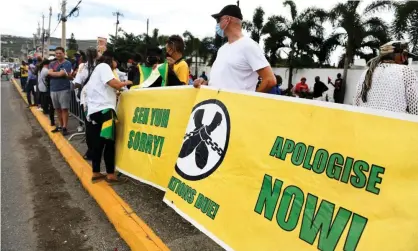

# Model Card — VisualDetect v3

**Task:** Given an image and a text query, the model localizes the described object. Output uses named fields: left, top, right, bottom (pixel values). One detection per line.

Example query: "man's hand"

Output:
left=166, top=57, right=175, bottom=68
left=124, top=80, right=133, bottom=86
left=193, top=78, right=207, bottom=88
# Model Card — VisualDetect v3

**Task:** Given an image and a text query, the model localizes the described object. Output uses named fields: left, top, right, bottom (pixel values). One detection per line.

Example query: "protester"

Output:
left=165, top=35, right=189, bottom=85
left=37, top=59, right=53, bottom=119
left=131, top=47, right=163, bottom=87
left=73, top=47, right=98, bottom=160
left=313, top=76, right=328, bottom=101
left=35, top=56, right=44, bottom=110
left=26, top=59, right=38, bottom=107
left=127, top=54, right=142, bottom=88
left=200, top=71, right=208, bottom=81
left=194, top=5, right=276, bottom=92
left=269, top=75, right=282, bottom=95
left=48, top=47, right=73, bottom=135
left=20, top=61, right=28, bottom=91
left=328, top=73, right=344, bottom=103
left=188, top=71, right=194, bottom=85
left=85, top=50, right=132, bottom=182
left=354, top=41, right=418, bottom=115
left=294, top=77, right=309, bottom=97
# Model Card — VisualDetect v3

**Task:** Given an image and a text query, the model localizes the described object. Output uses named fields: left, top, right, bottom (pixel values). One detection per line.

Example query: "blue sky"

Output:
left=2, top=0, right=394, bottom=64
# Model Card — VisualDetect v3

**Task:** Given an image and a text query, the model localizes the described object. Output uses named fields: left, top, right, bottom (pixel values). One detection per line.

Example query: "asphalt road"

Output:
left=1, top=78, right=129, bottom=251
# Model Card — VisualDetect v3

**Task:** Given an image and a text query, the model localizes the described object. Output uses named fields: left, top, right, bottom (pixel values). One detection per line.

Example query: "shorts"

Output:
left=51, top=89, right=71, bottom=109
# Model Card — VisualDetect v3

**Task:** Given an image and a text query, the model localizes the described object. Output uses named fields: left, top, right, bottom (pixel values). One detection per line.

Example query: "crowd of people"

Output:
left=13, top=4, right=418, bottom=184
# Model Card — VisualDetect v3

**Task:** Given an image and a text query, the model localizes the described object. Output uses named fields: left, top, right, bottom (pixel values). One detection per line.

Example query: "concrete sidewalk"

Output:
left=11, top=78, right=224, bottom=251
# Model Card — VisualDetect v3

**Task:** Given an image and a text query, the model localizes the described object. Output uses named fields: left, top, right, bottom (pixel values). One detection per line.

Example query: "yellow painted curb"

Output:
left=11, top=79, right=169, bottom=251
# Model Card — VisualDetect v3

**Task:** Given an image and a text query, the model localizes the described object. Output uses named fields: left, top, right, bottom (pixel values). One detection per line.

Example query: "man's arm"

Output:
left=245, top=41, right=276, bottom=93
left=256, top=66, right=276, bottom=93
left=322, top=82, right=329, bottom=92
left=48, top=69, right=66, bottom=77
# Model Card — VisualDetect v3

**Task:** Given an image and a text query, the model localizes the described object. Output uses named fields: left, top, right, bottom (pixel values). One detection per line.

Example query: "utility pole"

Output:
left=113, top=11, right=124, bottom=39
left=237, top=0, right=239, bottom=7
left=146, top=18, right=149, bottom=55
left=47, top=6, right=52, bottom=58
left=41, top=14, right=45, bottom=58
left=61, top=0, right=67, bottom=49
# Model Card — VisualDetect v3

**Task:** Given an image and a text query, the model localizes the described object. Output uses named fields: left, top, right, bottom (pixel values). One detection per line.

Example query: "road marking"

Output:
left=11, top=79, right=169, bottom=251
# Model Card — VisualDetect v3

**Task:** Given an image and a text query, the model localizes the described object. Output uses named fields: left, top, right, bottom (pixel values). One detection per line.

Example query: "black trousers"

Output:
left=81, top=105, right=93, bottom=158
left=26, top=79, right=37, bottom=105
left=89, top=111, right=115, bottom=174
left=40, top=92, right=55, bottom=125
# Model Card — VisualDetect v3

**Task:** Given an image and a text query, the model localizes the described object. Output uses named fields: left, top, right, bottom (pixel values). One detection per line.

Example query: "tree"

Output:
left=242, top=7, right=266, bottom=43
left=262, top=15, right=287, bottom=66
left=208, top=34, right=224, bottom=66
left=366, top=1, right=418, bottom=53
left=66, top=33, right=79, bottom=59
left=329, top=0, right=391, bottom=102
left=107, top=29, right=147, bottom=64
left=183, top=31, right=214, bottom=76
left=263, top=0, right=327, bottom=87
left=68, top=33, right=78, bottom=51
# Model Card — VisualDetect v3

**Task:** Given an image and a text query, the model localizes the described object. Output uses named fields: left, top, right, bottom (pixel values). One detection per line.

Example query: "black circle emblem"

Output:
left=175, top=99, right=231, bottom=181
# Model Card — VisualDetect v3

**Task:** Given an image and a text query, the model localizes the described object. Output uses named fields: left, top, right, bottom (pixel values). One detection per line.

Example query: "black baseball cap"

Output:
left=212, top=5, right=243, bottom=21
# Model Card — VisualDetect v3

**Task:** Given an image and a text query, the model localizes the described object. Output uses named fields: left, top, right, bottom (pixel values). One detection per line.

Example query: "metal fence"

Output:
left=68, top=88, right=85, bottom=141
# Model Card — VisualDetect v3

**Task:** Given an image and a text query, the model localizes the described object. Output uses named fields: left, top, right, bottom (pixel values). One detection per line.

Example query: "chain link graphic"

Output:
left=183, top=127, right=224, bottom=156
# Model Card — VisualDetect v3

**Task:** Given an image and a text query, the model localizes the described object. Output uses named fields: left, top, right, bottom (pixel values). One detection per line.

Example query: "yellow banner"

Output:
left=115, top=87, right=197, bottom=190
left=163, top=87, right=418, bottom=251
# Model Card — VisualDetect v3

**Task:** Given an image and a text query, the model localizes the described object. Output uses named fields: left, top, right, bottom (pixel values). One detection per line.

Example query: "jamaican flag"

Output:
left=158, top=62, right=169, bottom=87
left=100, top=109, right=117, bottom=141
left=138, top=64, right=153, bottom=84
left=131, top=62, right=169, bottom=89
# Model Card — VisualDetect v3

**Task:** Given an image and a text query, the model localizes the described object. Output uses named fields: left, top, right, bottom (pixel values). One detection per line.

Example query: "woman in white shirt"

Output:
left=354, top=41, right=418, bottom=115
left=37, top=59, right=55, bottom=125
left=85, top=51, right=132, bottom=183
left=74, top=48, right=98, bottom=160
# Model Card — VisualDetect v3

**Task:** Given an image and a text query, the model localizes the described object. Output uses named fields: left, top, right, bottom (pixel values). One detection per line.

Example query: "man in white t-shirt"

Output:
left=194, top=5, right=276, bottom=92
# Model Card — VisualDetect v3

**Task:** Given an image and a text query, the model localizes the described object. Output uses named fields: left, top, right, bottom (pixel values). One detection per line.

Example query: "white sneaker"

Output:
left=37, top=107, right=43, bottom=111
left=77, top=126, right=84, bottom=132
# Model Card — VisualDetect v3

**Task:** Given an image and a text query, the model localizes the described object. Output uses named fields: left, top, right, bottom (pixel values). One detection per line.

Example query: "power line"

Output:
left=50, top=0, right=82, bottom=36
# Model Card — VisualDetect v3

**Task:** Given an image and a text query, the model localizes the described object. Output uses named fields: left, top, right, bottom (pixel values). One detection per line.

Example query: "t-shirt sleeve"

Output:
left=63, top=61, right=72, bottom=74
left=74, top=68, right=85, bottom=85
left=174, top=62, right=190, bottom=84
left=98, top=64, right=115, bottom=85
left=244, top=39, right=270, bottom=72
left=41, top=68, right=48, bottom=79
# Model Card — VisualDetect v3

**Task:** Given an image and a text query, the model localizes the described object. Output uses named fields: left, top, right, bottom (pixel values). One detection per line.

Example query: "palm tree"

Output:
left=313, top=34, right=341, bottom=67
left=366, top=1, right=418, bottom=53
left=183, top=31, right=213, bottom=76
left=329, top=1, right=390, bottom=101
left=262, top=15, right=287, bottom=66
left=263, top=0, right=327, bottom=87
left=242, top=7, right=266, bottom=43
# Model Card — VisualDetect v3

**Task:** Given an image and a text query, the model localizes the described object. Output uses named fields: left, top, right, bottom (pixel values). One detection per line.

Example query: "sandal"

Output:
left=91, top=174, right=106, bottom=182
left=105, top=177, right=127, bottom=185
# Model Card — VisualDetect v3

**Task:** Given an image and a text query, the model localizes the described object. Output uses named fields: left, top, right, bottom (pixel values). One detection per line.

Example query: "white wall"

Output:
left=191, top=65, right=418, bottom=105
left=272, top=68, right=366, bottom=105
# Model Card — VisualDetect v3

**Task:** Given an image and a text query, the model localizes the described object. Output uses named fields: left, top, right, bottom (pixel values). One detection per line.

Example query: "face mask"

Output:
left=216, top=23, right=225, bottom=38
left=127, top=63, right=132, bottom=67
